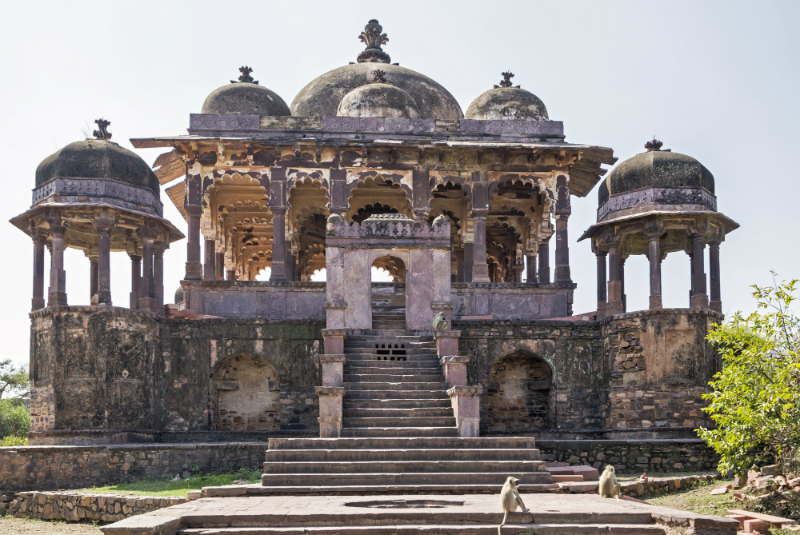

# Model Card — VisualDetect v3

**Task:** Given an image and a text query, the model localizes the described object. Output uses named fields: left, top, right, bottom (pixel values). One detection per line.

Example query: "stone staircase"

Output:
left=253, top=285, right=555, bottom=495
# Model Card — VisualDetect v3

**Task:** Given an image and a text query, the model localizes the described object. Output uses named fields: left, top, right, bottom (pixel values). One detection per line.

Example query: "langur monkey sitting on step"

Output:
left=599, top=465, right=621, bottom=500
left=499, top=476, right=529, bottom=534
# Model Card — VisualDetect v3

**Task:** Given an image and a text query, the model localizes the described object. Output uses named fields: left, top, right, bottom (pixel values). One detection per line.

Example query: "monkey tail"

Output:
left=498, top=509, right=509, bottom=534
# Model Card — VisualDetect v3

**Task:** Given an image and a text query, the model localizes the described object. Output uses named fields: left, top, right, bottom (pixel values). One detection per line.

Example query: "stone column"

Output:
left=463, top=242, right=474, bottom=283
left=203, top=239, right=215, bottom=281
left=47, top=219, right=68, bottom=307
left=447, top=385, right=482, bottom=437
left=226, top=269, right=237, bottom=281
left=526, top=254, right=537, bottom=283
left=315, top=386, right=345, bottom=438
left=215, top=251, right=224, bottom=281
left=31, top=231, right=46, bottom=310
left=471, top=215, right=490, bottom=282
left=129, top=255, right=141, bottom=309
left=138, top=225, right=157, bottom=312
left=538, top=240, right=550, bottom=284
left=606, top=240, right=623, bottom=315
left=154, top=242, right=165, bottom=309
left=620, top=258, right=627, bottom=313
left=94, top=214, right=115, bottom=306
left=596, top=251, right=607, bottom=318
left=709, top=241, right=722, bottom=313
left=185, top=205, right=202, bottom=280
left=270, top=207, right=287, bottom=281
left=455, top=249, right=465, bottom=283
left=690, top=233, right=708, bottom=309
left=648, top=234, right=663, bottom=310
left=89, top=256, right=98, bottom=303
left=554, top=215, right=571, bottom=283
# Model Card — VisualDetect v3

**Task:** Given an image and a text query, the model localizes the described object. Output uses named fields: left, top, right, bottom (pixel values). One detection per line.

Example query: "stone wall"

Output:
left=29, top=308, right=323, bottom=444
left=537, top=439, right=718, bottom=474
left=0, top=443, right=268, bottom=492
left=0, top=491, right=186, bottom=523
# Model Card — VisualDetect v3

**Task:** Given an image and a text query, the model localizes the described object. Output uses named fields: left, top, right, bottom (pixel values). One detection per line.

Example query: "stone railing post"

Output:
left=447, top=385, right=482, bottom=437
left=320, top=354, right=345, bottom=387
left=440, top=355, right=470, bottom=388
left=322, top=329, right=346, bottom=355
left=315, top=386, right=345, bottom=438
left=435, top=330, right=461, bottom=358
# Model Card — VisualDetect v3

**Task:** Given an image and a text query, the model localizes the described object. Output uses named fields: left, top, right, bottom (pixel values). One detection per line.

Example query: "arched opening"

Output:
left=212, top=354, right=280, bottom=431
left=371, top=255, right=406, bottom=282
left=488, top=351, right=554, bottom=433
left=430, top=181, right=469, bottom=281
left=346, top=175, right=412, bottom=223
left=288, top=177, right=329, bottom=281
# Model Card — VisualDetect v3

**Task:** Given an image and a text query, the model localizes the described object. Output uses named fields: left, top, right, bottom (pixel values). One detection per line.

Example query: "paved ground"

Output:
left=0, top=517, right=101, bottom=534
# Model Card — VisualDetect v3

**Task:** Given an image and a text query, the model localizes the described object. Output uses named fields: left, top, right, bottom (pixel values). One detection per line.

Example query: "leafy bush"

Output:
left=0, top=398, right=30, bottom=440
left=698, top=274, right=800, bottom=478
left=1, top=435, right=28, bottom=447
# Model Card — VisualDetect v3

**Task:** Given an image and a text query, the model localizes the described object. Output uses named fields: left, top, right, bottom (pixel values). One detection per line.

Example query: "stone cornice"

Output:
left=446, top=385, right=483, bottom=397
left=33, top=176, right=163, bottom=217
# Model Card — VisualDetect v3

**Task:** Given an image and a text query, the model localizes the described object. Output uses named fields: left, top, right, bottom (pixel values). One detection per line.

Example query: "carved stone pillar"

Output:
left=138, top=224, right=158, bottom=312
left=270, top=207, right=287, bottom=281
left=471, top=215, right=490, bottom=282
left=596, top=251, right=607, bottom=319
left=203, top=239, right=215, bottom=282
left=215, top=251, right=224, bottom=281
left=463, top=242, right=474, bottom=283
left=89, top=256, right=98, bottom=303
left=538, top=240, right=550, bottom=284
left=185, top=205, right=202, bottom=280
left=526, top=254, right=537, bottom=283
left=554, top=215, right=571, bottom=283
left=226, top=269, right=237, bottom=281
left=606, top=240, right=623, bottom=315
left=154, top=242, right=165, bottom=309
left=129, top=255, right=142, bottom=309
left=47, top=217, right=68, bottom=307
left=648, top=234, right=663, bottom=310
left=31, top=231, right=46, bottom=311
left=690, top=233, right=708, bottom=309
left=93, top=213, right=115, bottom=306
left=709, top=241, right=722, bottom=313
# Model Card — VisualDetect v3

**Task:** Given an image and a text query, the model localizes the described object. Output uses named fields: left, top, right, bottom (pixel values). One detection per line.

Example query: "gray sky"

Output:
left=2, top=1, right=799, bottom=367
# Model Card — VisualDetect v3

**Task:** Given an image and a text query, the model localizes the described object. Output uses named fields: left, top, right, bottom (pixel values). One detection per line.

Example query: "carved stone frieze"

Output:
left=598, top=187, right=717, bottom=222
left=459, top=119, right=564, bottom=137
left=322, top=116, right=435, bottom=133
left=189, top=114, right=260, bottom=131
left=33, top=177, right=163, bottom=216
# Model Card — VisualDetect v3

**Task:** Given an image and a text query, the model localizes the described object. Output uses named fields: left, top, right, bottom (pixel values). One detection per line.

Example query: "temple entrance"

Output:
left=212, top=354, right=280, bottom=431
left=488, top=351, right=554, bottom=433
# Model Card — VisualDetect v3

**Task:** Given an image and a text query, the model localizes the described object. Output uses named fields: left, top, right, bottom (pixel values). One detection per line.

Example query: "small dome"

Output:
left=174, top=286, right=184, bottom=304
left=36, top=137, right=160, bottom=196
left=602, top=140, right=715, bottom=206
left=465, top=72, right=548, bottom=121
left=202, top=67, right=290, bottom=116
left=337, top=81, right=420, bottom=118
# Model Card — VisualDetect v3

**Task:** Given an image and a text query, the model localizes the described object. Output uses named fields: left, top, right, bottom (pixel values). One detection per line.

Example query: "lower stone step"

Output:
left=345, top=390, right=449, bottom=400
left=179, top=523, right=666, bottom=534
left=343, top=399, right=452, bottom=409
left=340, top=426, right=459, bottom=437
left=260, top=471, right=554, bottom=486
left=262, top=460, right=548, bottom=474
left=342, top=407, right=454, bottom=417
left=341, top=416, right=457, bottom=427
left=202, top=483, right=561, bottom=497
left=267, top=437, right=539, bottom=450
left=265, top=448, right=543, bottom=463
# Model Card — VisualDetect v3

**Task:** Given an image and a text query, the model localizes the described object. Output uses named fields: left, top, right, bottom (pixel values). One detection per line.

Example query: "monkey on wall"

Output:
left=499, top=476, right=529, bottom=534
left=598, top=465, right=621, bottom=499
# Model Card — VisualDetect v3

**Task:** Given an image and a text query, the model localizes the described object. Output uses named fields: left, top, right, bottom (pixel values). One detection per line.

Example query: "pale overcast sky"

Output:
left=1, top=1, right=799, bottom=367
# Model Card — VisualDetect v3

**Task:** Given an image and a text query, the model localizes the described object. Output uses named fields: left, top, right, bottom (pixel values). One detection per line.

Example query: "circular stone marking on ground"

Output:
left=344, top=499, right=465, bottom=509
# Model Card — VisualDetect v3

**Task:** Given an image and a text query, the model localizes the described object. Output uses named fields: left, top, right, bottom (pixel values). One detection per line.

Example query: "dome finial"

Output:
left=357, top=19, right=391, bottom=64
left=232, top=66, right=258, bottom=84
left=645, top=137, right=663, bottom=152
left=494, top=71, right=520, bottom=89
left=370, top=69, right=387, bottom=84
left=92, top=119, right=112, bottom=140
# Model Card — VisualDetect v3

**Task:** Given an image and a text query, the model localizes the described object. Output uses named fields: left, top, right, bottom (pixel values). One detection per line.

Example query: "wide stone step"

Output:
left=343, top=399, right=452, bottom=409
left=345, top=365, right=443, bottom=373
left=267, top=437, right=538, bottom=450
left=345, top=390, right=449, bottom=400
left=265, top=447, right=542, bottom=463
left=261, top=470, right=553, bottom=486
left=344, top=373, right=444, bottom=382
left=345, top=381, right=448, bottom=391
left=340, top=426, right=459, bottom=437
left=180, top=524, right=665, bottom=534
left=341, top=416, right=456, bottom=427
left=342, top=407, right=453, bottom=417
left=263, top=460, right=547, bottom=475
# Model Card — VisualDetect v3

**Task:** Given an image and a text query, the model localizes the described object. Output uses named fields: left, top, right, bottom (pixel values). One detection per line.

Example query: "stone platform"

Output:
left=100, top=493, right=739, bottom=535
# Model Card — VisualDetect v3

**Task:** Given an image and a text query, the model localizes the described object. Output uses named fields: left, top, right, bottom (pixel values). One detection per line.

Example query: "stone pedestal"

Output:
left=322, top=329, right=346, bottom=355
left=435, top=330, right=461, bottom=358
left=439, top=355, right=469, bottom=388
left=447, top=385, right=482, bottom=438
left=320, top=354, right=345, bottom=387
left=315, top=386, right=344, bottom=438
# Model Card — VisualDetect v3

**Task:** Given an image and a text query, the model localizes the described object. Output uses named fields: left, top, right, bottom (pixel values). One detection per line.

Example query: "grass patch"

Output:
left=78, top=467, right=262, bottom=498
left=645, top=478, right=739, bottom=517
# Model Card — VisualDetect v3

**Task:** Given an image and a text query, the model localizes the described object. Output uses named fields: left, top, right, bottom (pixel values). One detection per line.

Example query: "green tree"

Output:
left=0, top=399, right=30, bottom=439
left=698, top=273, right=800, bottom=478
left=0, top=359, right=29, bottom=399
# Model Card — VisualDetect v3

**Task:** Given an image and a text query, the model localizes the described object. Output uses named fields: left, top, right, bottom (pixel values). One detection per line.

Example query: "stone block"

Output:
left=744, top=519, right=769, bottom=534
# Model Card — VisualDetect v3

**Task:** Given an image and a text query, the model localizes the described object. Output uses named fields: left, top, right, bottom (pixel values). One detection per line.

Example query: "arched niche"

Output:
left=212, top=353, right=280, bottom=431
left=372, top=254, right=406, bottom=282
left=488, top=350, right=554, bottom=433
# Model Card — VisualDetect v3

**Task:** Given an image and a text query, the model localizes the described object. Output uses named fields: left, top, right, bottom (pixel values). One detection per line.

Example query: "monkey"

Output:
left=598, top=465, right=621, bottom=500
left=432, top=311, right=448, bottom=332
left=499, top=476, right=529, bottom=534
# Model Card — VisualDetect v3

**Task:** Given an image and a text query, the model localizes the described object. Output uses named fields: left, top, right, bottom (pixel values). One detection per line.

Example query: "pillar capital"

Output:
left=92, top=212, right=116, bottom=235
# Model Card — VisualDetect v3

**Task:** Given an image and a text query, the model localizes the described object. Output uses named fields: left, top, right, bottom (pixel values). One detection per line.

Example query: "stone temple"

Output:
left=10, top=20, right=738, bottom=494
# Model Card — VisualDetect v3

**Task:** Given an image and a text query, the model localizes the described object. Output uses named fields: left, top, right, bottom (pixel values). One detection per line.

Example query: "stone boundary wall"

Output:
left=537, top=439, right=718, bottom=474
left=0, top=491, right=187, bottom=523
left=0, top=442, right=268, bottom=492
